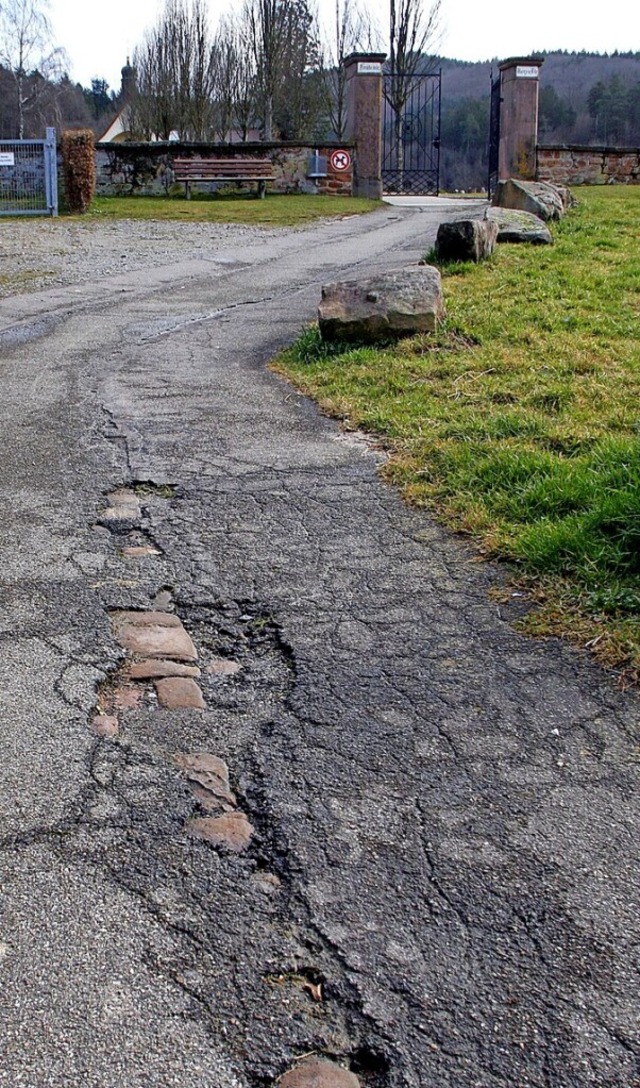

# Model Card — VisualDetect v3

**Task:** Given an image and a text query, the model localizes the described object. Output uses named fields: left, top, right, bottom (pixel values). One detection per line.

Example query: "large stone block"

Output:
left=486, top=207, right=553, bottom=245
left=318, top=266, right=444, bottom=343
left=435, top=218, right=498, bottom=262
left=493, top=178, right=565, bottom=221
left=554, top=184, right=577, bottom=209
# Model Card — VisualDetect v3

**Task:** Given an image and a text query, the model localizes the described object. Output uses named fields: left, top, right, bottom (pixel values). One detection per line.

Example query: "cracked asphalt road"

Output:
left=0, top=203, right=639, bottom=1088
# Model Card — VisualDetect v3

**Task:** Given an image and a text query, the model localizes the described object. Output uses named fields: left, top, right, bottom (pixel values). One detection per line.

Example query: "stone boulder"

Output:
left=318, top=266, right=444, bottom=343
left=554, top=184, right=577, bottom=210
left=435, top=217, right=498, bottom=262
left=486, top=207, right=553, bottom=245
left=493, top=178, right=565, bottom=221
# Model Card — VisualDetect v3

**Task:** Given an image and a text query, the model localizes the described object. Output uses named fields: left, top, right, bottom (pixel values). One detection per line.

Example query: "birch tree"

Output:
left=0, top=0, right=65, bottom=137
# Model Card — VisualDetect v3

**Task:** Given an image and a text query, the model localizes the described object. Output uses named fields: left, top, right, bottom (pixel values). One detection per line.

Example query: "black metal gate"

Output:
left=487, top=72, right=501, bottom=198
left=382, top=70, right=441, bottom=195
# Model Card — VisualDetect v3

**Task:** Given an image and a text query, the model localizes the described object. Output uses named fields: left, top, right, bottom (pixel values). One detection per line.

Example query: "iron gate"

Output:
left=487, top=73, right=501, bottom=198
left=0, top=128, right=58, bottom=217
left=382, top=70, right=441, bottom=195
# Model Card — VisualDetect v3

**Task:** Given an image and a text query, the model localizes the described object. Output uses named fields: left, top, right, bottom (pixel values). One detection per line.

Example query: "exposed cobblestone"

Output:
left=125, top=659, right=201, bottom=680
left=278, top=1058, right=361, bottom=1088
left=175, top=753, right=236, bottom=808
left=112, top=620, right=198, bottom=662
left=188, top=812, right=254, bottom=852
left=113, top=610, right=183, bottom=628
left=122, top=545, right=162, bottom=557
left=155, top=676, right=205, bottom=710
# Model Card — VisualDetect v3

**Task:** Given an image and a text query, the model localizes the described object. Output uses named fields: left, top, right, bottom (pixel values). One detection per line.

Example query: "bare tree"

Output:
left=132, top=0, right=321, bottom=144
left=385, top=0, right=442, bottom=179
left=277, top=0, right=324, bottom=139
left=132, top=19, right=176, bottom=139
left=0, top=0, right=66, bottom=137
left=245, top=0, right=324, bottom=141
left=321, top=0, right=379, bottom=139
left=210, top=19, right=236, bottom=140
left=131, top=0, right=214, bottom=141
left=209, top=14, right=256, bottom=142
left=245, top=0, right=287, bottom=140
left=186, top=0, right=215, bottom=139
left=234, top=15, right=258, bottom=141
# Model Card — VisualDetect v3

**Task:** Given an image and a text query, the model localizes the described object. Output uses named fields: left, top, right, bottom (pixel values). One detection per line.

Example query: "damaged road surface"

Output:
left=0, top=205, right=638, bottom=1088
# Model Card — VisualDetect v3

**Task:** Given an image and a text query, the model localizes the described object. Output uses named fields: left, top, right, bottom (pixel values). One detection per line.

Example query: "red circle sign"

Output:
left=330, top=149, right=352, bottom=172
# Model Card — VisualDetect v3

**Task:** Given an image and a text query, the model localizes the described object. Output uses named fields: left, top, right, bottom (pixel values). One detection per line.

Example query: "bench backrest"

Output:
left=174, top=158, right=273, bottom=177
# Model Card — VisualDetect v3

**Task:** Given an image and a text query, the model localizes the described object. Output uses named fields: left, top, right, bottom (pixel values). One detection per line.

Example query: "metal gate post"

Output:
left=44, top=127, right=58, bottom=217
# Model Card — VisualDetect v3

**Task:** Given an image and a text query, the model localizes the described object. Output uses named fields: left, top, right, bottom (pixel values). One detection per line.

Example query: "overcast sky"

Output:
left=48, top=0, right=637, bottom=91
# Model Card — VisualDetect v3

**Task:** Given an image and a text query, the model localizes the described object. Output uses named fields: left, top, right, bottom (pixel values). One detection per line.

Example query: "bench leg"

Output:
left=258, top=179, right=266, bottom=200
left=185, top=181, right=191, bottom=200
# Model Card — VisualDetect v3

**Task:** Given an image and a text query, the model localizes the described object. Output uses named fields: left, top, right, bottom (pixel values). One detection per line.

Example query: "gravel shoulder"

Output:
left=0, top=217, right=291, bottom=298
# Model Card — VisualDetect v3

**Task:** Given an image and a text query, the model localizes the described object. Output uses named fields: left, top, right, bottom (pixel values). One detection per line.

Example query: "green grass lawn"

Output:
left=275, top=187, right=640, bottom=677
left=86, top=193, right=381, bottom=227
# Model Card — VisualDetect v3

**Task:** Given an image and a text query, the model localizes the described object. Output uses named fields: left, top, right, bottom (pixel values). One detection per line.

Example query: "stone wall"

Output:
left=537, top=145, right=640, bottom=186
left=94, top=142, right=354, bottom=197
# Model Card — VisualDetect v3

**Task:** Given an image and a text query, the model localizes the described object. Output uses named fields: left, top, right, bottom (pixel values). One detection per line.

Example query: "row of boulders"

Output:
left=435, top=177, right=573, bottom=262
left=494, top=177, right=575, bottom=221
left=318, top=178, right=573, bottom=344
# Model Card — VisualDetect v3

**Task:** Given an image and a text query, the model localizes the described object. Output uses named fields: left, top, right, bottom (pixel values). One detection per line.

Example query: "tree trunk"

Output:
left=394, top=108, right=404, bottom=190
left=17, top=71, right=24, bottom=139
left=263, top=93, right=273, bottom=141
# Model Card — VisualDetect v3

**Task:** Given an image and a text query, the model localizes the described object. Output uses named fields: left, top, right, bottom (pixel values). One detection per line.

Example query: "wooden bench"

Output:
left=173, top=157, right=274, bottom=200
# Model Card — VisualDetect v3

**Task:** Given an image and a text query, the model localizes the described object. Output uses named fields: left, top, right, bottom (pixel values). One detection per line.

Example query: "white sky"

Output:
left=49, top=0, right=638, bottom=91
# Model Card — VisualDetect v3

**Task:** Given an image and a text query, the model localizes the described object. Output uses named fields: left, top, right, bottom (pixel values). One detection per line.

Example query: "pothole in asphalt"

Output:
left=132, top=480, right=178, bottom=500
left=178, top=599, right=296, bottom=712
left=349, top=1047, right=391, bottom=1087
left=84, top=567, right=390, bottom=1082
left=88, top=596, right=294, bottom=857
left=96, top=481, right=176, bottom=552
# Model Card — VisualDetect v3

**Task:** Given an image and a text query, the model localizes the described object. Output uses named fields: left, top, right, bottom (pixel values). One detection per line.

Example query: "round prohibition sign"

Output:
left=330, top=149, right=352, bottom=172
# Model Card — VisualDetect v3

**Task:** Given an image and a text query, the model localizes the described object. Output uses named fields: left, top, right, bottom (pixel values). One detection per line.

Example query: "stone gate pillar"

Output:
left=498, top=56, right=544, bottom=180
left=343, top=52, right=387, bottom=199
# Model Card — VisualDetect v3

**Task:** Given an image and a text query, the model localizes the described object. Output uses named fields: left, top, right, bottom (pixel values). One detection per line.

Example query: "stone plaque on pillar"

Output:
left=344, top=52, right=387, bottom=199
left=497, top=56, right=544, bottom=181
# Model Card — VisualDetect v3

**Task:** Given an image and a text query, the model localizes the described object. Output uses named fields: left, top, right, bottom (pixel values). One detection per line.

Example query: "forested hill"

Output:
left=437, top=51, right=640, bottom=191
left=440, top=51, right=640, bottom=103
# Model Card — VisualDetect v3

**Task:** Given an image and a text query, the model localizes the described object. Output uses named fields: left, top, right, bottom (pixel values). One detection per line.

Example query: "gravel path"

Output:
left=0, top=217, right=290, bottom=297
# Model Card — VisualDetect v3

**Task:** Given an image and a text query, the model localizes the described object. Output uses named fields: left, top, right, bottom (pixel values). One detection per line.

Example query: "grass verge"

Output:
left=273, top=187, right=640, bottom=679
left=86, top=193, right=381, bottom=227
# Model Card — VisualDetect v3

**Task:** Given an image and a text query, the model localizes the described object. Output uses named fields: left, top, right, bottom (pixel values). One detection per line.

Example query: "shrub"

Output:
left=61, top=130, right=96, bottom=214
